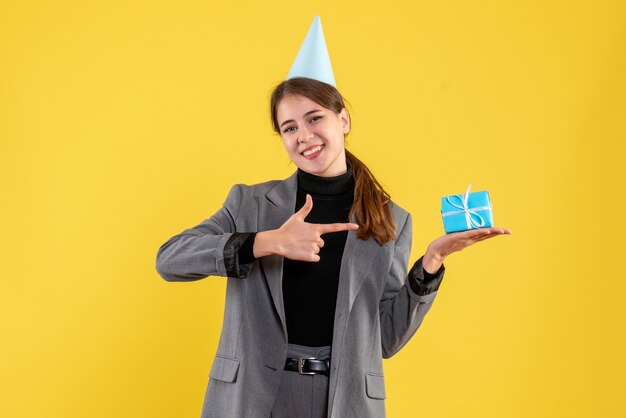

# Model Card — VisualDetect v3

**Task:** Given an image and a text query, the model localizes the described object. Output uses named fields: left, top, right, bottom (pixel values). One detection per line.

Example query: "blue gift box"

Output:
left=441, top=184, right=493, bottom=233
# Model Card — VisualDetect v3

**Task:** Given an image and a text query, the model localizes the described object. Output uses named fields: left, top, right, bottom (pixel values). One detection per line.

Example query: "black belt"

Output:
left=284, top=357, right=330, bottom=376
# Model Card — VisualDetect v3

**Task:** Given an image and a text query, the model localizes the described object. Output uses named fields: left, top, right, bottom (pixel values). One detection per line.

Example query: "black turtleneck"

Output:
left=280, top=164, right=356, bottom=346
left=222, top=163, right=444, bottom=347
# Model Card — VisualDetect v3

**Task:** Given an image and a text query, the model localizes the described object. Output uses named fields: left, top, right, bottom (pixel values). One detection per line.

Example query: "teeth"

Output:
left=303, top=145, right=323, bottom=156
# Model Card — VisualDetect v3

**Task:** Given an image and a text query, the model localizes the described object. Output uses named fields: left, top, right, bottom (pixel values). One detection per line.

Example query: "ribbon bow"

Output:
left=442, top=183, right=491, bottom=230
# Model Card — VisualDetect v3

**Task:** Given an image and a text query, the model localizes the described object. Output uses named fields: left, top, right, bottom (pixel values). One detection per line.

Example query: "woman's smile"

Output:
left=301, top=144, right=325, bottom=159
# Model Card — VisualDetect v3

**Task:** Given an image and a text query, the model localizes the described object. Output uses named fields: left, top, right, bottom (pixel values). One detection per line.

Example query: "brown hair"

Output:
left=270, top=77, right=396, bottom=246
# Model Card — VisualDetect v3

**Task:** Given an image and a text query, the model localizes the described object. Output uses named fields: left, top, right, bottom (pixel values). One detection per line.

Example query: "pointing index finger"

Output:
left=316, top=222, right=360, bottom=235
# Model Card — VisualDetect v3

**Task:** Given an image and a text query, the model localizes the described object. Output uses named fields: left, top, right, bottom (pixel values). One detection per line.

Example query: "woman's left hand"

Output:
left=422, top=227, right=512, bottom=274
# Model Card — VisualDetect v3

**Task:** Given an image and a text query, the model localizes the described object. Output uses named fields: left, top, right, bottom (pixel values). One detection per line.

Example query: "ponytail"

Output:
left=345, top=150, right=396, bottom=246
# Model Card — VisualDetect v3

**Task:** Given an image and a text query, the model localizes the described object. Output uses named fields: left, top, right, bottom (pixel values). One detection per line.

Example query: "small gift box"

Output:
left=441, top=184, right=493, bottom=233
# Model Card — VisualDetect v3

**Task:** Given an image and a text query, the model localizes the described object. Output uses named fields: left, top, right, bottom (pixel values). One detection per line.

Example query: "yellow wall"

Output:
left=1, top=1, right=624, bottom=417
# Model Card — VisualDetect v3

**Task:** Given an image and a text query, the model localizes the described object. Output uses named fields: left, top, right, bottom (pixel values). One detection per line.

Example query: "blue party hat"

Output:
left=286, top=15, right=337, bottom=87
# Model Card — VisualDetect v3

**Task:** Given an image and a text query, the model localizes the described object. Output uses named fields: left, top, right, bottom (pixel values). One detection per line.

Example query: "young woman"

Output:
left=156, top=76, right=511, bottom=418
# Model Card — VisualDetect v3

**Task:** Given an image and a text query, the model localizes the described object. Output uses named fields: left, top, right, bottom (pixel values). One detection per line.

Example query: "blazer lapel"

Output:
left=335, top=210, right=383, bottom=316
left=259, top=171, right=298, bottom=341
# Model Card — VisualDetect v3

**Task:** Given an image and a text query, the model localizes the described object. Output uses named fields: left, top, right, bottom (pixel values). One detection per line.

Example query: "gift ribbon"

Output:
left=441, top=183, right=491, bottom=230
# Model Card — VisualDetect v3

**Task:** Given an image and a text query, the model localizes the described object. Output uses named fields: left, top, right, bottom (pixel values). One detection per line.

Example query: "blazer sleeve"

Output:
left=155, top=184, right=257, bottom=281
left=378, top=212, right=445, bottom=359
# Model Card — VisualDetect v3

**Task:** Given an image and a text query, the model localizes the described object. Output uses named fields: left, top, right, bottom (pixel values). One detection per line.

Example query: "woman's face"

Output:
left=276, top=94, right=350, bottom=177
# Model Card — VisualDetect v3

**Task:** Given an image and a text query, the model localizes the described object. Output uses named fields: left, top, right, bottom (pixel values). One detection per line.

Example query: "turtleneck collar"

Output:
left=297, top=162, right=355, bottom=195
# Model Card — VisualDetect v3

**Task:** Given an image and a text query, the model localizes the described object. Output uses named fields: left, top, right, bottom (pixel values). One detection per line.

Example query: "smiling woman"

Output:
left=156, top=15, right=510, bottom=418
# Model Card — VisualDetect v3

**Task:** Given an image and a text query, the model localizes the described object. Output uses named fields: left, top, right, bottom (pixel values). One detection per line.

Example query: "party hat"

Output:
left=286, top=15, right=337, bottom=87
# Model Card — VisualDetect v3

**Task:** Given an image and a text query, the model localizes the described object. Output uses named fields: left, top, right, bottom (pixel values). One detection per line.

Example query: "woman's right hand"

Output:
left=253, top=194, right=359, bottom=261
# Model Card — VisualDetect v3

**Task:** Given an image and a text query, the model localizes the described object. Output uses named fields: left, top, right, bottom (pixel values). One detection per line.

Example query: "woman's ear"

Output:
left=340, top=108, right=351, bottom=134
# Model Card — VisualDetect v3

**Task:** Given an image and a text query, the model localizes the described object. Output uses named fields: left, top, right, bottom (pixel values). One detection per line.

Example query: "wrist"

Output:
left=253, top=230, right=284, bottom=258
left=422, top=247, right=444, bottom=274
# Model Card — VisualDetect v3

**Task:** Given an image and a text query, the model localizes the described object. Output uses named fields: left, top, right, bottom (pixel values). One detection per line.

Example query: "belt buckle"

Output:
left=298, top=357, right=317, bottom=375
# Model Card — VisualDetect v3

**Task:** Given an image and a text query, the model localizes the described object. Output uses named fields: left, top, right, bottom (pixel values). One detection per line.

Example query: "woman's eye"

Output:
left=283, top=116, right=321, bottom=133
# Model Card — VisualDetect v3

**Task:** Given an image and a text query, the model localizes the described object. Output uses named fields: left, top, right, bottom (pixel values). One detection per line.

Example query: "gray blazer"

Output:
left=155, top=170, right=444, bottom=418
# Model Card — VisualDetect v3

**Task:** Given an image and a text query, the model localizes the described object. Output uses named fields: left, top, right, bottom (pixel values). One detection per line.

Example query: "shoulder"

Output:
left=230, top=179, right=282, bottom=195
left=387, top=199, right=410, bottom=224
left=223, top=178, right=283, bottom=202
left=386, top=199, right=411, bottom=240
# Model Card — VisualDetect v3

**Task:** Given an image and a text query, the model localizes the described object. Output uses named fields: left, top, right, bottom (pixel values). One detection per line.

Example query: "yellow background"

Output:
left=1, top=1, right=624, bottom=417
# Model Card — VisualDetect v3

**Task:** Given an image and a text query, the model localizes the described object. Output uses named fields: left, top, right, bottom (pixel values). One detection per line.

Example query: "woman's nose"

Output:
left=298, top=124, right=314, bottom=143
